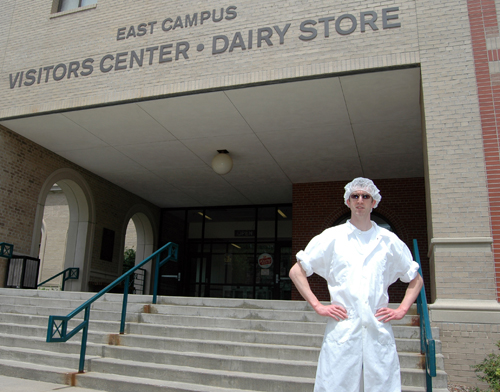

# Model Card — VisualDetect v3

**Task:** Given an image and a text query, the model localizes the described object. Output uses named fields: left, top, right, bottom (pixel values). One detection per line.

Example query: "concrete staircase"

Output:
left=0, top=288, right=448, bottom=391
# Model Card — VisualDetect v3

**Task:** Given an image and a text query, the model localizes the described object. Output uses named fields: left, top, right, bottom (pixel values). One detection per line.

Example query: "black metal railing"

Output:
left=6, top=255, right=40, bottom=289
left=131, top=267, right=146, bottom=294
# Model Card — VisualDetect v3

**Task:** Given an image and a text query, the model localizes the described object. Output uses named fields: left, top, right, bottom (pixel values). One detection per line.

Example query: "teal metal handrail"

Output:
left=413, top=239, right=436, bottom=392
left=38, top=267, right=79, bottom=291
left=46, top=242, right=178, bottom=373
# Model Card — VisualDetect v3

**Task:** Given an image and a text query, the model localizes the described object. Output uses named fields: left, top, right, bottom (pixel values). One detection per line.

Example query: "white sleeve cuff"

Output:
left=400, top=260, right=420, bottom=283
left=296, top=250, right=314, bottom=277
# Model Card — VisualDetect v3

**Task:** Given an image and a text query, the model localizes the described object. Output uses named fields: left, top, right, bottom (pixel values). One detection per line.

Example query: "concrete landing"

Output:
left=0, top=375, right=106, bottom=392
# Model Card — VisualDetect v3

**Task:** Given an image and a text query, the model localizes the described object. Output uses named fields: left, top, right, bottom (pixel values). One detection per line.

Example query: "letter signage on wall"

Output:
left=7, top=6, right=401, bottom=89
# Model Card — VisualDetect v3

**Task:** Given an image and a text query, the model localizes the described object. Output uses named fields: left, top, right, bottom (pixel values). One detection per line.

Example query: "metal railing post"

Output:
left=412, top=239, right=436, bottom=392
left=78, top=307, right=90, bottom=373
left=153, top=253, right=160, bottom=305
left=120, top=275, right=129, bottom=334
left=61, top=269, right=68, bottom=291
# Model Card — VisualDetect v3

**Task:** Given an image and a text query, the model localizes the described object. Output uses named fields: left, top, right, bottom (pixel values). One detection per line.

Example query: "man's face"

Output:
left=346, top=191, right=377, bottom=218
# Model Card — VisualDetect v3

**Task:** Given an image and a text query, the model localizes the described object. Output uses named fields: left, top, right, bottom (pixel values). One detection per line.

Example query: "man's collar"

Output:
left=345, top=219, right=376, bottom=234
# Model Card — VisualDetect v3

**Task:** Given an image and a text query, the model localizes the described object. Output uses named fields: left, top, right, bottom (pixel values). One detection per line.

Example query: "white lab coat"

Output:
left=296, top=221, right=420, bottom=392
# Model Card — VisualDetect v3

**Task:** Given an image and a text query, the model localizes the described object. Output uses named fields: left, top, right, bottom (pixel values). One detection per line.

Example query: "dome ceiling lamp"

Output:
left=211, top=149, right=233, bottom=175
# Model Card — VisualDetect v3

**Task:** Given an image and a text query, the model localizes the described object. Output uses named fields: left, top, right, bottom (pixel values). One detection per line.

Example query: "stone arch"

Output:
left=322, top=205, right=350, bottom=230
left=373, top=204, right=411, bottom=244
left=32, top=168, right=95, bottom=291
left=121, top=205, right=157, bottom=294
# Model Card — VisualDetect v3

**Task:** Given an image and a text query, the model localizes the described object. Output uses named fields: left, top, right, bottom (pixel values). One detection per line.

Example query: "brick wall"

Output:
left=291, top=178, right=429, bottom=303
left=436, top=321, right=500, bottom=388
left=468, top=0, right=500, bottom=300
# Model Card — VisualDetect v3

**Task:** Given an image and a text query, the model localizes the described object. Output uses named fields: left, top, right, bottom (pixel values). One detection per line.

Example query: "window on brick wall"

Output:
left=57, top=0, right=97, bottom=12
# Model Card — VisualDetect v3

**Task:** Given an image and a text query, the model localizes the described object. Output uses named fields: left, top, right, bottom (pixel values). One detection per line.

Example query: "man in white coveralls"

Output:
left=289, top=177, right=423, bottom=392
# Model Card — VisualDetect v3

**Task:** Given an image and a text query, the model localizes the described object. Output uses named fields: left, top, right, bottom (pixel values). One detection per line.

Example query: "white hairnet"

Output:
left=344, top=177, right=381, bottom=208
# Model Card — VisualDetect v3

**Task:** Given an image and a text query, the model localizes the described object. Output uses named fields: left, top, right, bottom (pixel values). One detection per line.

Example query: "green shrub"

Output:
left=123, top=247, right=136, bottom=272
left=472, top=340, right=500, bottom=392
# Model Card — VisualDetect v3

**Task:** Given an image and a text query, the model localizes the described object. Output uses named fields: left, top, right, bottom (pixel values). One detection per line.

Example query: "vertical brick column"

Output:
left=468, top=0, right=500, bottom=299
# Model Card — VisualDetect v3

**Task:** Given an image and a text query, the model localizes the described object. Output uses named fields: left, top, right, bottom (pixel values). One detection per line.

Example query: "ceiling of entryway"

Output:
left=0, top=67, right=423, bottom=208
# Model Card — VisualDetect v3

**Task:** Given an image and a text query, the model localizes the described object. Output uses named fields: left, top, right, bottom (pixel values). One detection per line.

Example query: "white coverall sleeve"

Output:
left=400, top=258, right=420, bottom=283
left=389, top=239, right=420, bottom=284
left=296, top=231, right=331, bottom=280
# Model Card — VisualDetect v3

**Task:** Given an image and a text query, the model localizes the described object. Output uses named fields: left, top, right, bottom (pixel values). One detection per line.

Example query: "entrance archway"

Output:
left=38, top=184, right=70, bottom=289
left=33, top=169, right=95, bottom=291
left=121, top=206, right=156, bottom=294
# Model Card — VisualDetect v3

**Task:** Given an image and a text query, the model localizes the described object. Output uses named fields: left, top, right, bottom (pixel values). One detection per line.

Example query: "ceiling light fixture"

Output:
left=211, top=149, right=233, bottom=175
left=197, top=212, right=212, bottom=220
left=277, top=209, right=287, bottom=218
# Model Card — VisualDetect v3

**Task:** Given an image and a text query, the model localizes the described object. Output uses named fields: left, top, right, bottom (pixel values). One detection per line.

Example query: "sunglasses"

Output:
left=350, top=194, right=372, bottom=200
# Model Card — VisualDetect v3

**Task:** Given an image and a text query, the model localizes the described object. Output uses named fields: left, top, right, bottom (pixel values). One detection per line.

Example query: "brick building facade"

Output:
left=0, top=0, right=499, bottom=386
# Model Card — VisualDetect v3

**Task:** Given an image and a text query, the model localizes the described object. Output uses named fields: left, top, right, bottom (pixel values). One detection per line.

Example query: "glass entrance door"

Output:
left=186, top=240, right=291, bottom=299
left=277, top=244, right=292, bottom=300
left=209, top=241, right=254, bottom=298
left=255, top=243, right=275, bottom=299
left=162, top=204, right=292, bottom=299
left=255, top=242, right=292, bottom=300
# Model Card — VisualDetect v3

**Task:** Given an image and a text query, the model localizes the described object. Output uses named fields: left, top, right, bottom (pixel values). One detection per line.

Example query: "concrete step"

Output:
left=0, top=323, right=112, bottom=345
left=0, top=289, right=447, bottom=391
left=0, top=310, right=429, bottom=345
left=0, top=320, right=445, bottom=373
left=90, top=357, right=314, bottom=392
left=0, top=345, right=97, bottom=370
left=116, top=333, right=321, bottom=362
left=0, top=312, right=128, bottom=334
left=0, top=333, right=105, bottom=357
left=0, top=357, right=449, bottom=392
left=139, top=311, right=326, bottom=334
left=137, top=310, right=438, bottom=337
left=134, top=315, right=422, bottom=341
left=0, top=289, right=422, bottom=324
left=101, top=344, right=317, bottom=378
left=0, top=327, right=446, bottom=376
left=0, top=345, right=448, bottom=392
left=0, top=316, right=436, bottom=354
left=402, top=368, right=449, bottom=389
left=91, top=357, right=450, bottom=392
left=0, top=303, right=140, bottom=322
left=0, top=288, right=151, bottom=303
left=103, top=340, right=445, bottom=375
left=0, top=358, right=80, bottom=385
left=149, top=302, right=327, bottom=323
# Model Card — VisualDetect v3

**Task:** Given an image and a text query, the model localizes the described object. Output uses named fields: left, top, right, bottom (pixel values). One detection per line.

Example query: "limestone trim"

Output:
left=430, top=299, right=500, bottom=323
left=428, top=237, right=493, bottom=257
